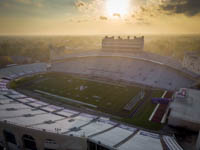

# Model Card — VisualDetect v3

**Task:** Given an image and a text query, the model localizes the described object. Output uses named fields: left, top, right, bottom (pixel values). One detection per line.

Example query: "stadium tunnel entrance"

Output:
left=87, top=140, right=110, bottom=150
left=22, top=134, right=37, bottom=150
left=3, top=130, right=18, bottom=150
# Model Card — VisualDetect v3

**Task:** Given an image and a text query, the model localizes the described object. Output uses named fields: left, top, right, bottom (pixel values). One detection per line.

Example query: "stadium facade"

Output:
left=102, top=36, right=144, bottom=52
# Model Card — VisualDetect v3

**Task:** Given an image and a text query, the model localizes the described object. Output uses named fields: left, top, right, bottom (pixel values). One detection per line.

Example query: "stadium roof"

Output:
left=169, top=88, right=200, bottom=126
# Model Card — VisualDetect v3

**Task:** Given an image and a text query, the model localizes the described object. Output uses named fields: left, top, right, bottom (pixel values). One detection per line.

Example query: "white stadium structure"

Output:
left=0, top=63, right=184, bottom=150
left=0, top=36, right=199, bottom=150
left=51, top=50, right=197, bottom=91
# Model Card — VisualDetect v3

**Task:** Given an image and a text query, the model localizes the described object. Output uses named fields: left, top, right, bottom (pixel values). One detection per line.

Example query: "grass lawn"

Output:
left=120, top=90, right=164, bottom=130
left=11, top=72, right=164, bottom=130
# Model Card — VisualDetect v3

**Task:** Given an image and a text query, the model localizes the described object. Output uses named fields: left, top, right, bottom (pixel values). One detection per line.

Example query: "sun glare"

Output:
left=106, top=0, right=130, bottom=17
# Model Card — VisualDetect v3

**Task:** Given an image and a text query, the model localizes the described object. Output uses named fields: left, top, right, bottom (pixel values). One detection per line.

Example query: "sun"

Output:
left=105, top=0, right=130, bottom=17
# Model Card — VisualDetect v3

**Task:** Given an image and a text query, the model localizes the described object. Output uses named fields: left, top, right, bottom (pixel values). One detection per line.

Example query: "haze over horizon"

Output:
left=0, top=0, right=200, bottom=35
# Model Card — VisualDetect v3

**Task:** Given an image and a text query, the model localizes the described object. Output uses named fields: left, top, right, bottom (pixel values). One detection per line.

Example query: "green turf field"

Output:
left=120, top=90, right=164, bottom=130
left=11, top=72, right=164, bottom=130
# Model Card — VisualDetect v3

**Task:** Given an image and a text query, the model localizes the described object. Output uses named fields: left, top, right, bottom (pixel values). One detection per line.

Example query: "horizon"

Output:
left=1, top=33, right=200, bottom=37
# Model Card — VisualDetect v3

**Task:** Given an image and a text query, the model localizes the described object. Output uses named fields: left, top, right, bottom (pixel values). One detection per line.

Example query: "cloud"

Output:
left=73, top=0, right=200, bottom=25
left=161, top=0, right=200, bottom=16
left=136, top=17, right=144, bottom=21
left=100, top=16, right=107, bottom=20
left=136, top=21, right=151, bottom=25
left=15, top=0, right=32, bottom=4
left=74, top=0, right=107, bottom=22
left=113, top=13, right=121, bottom=17
left=131, top=0, right=200, bottom=18
left=75, top=1, right=85, bottom=7
left=77, top=19, right=88, bottom=23
left=131, top=14, right=135, bottom=18
left=15, top=0, right=43, bottom=7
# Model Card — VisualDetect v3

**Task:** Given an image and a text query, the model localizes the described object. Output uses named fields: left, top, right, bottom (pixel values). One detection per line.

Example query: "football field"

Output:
left=12, top=72, right=164, bottom=130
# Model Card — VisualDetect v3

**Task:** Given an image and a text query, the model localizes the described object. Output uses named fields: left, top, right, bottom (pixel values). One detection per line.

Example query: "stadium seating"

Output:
left=0, top=56, right=192, bottom=92
left=0, top=63, right=47, bottom=79
left=51, top=56, right=194, bottom=90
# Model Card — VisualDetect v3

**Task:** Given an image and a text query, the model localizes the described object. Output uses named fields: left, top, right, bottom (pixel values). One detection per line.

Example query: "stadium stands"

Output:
left=52, top=56, right=194, bottom=90
left=51, top=50, right=199, bottom=79
left=0, top=63, right=47, bottom=79
left=0, top=63, right=184, bottom=150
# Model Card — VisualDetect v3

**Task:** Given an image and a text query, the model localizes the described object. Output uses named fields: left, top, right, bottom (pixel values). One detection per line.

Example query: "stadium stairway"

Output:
left=150, top=91, right=173, bottom=123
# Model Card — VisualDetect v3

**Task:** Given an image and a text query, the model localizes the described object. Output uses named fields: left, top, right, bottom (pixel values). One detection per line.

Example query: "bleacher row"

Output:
left=52, top=56, right=194, bottom=90
left=0, top=63, right=184, bottom=150
left=0, top=63, right=47, bottom=79
left=124, top=90, right=145, bottom=111
left=51, top=50, right=199, bottom=79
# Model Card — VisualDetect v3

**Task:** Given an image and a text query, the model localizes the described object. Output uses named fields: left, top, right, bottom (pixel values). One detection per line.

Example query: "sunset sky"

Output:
left=0, top=0, right=200, bottom=35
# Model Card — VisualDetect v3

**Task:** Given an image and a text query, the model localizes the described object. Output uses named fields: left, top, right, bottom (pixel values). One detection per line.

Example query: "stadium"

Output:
left=0, top=36, right=199, bottom=150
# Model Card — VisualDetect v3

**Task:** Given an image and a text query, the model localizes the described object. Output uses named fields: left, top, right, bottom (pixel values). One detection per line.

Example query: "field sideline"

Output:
left=11, top=72, right=164, bottom=130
